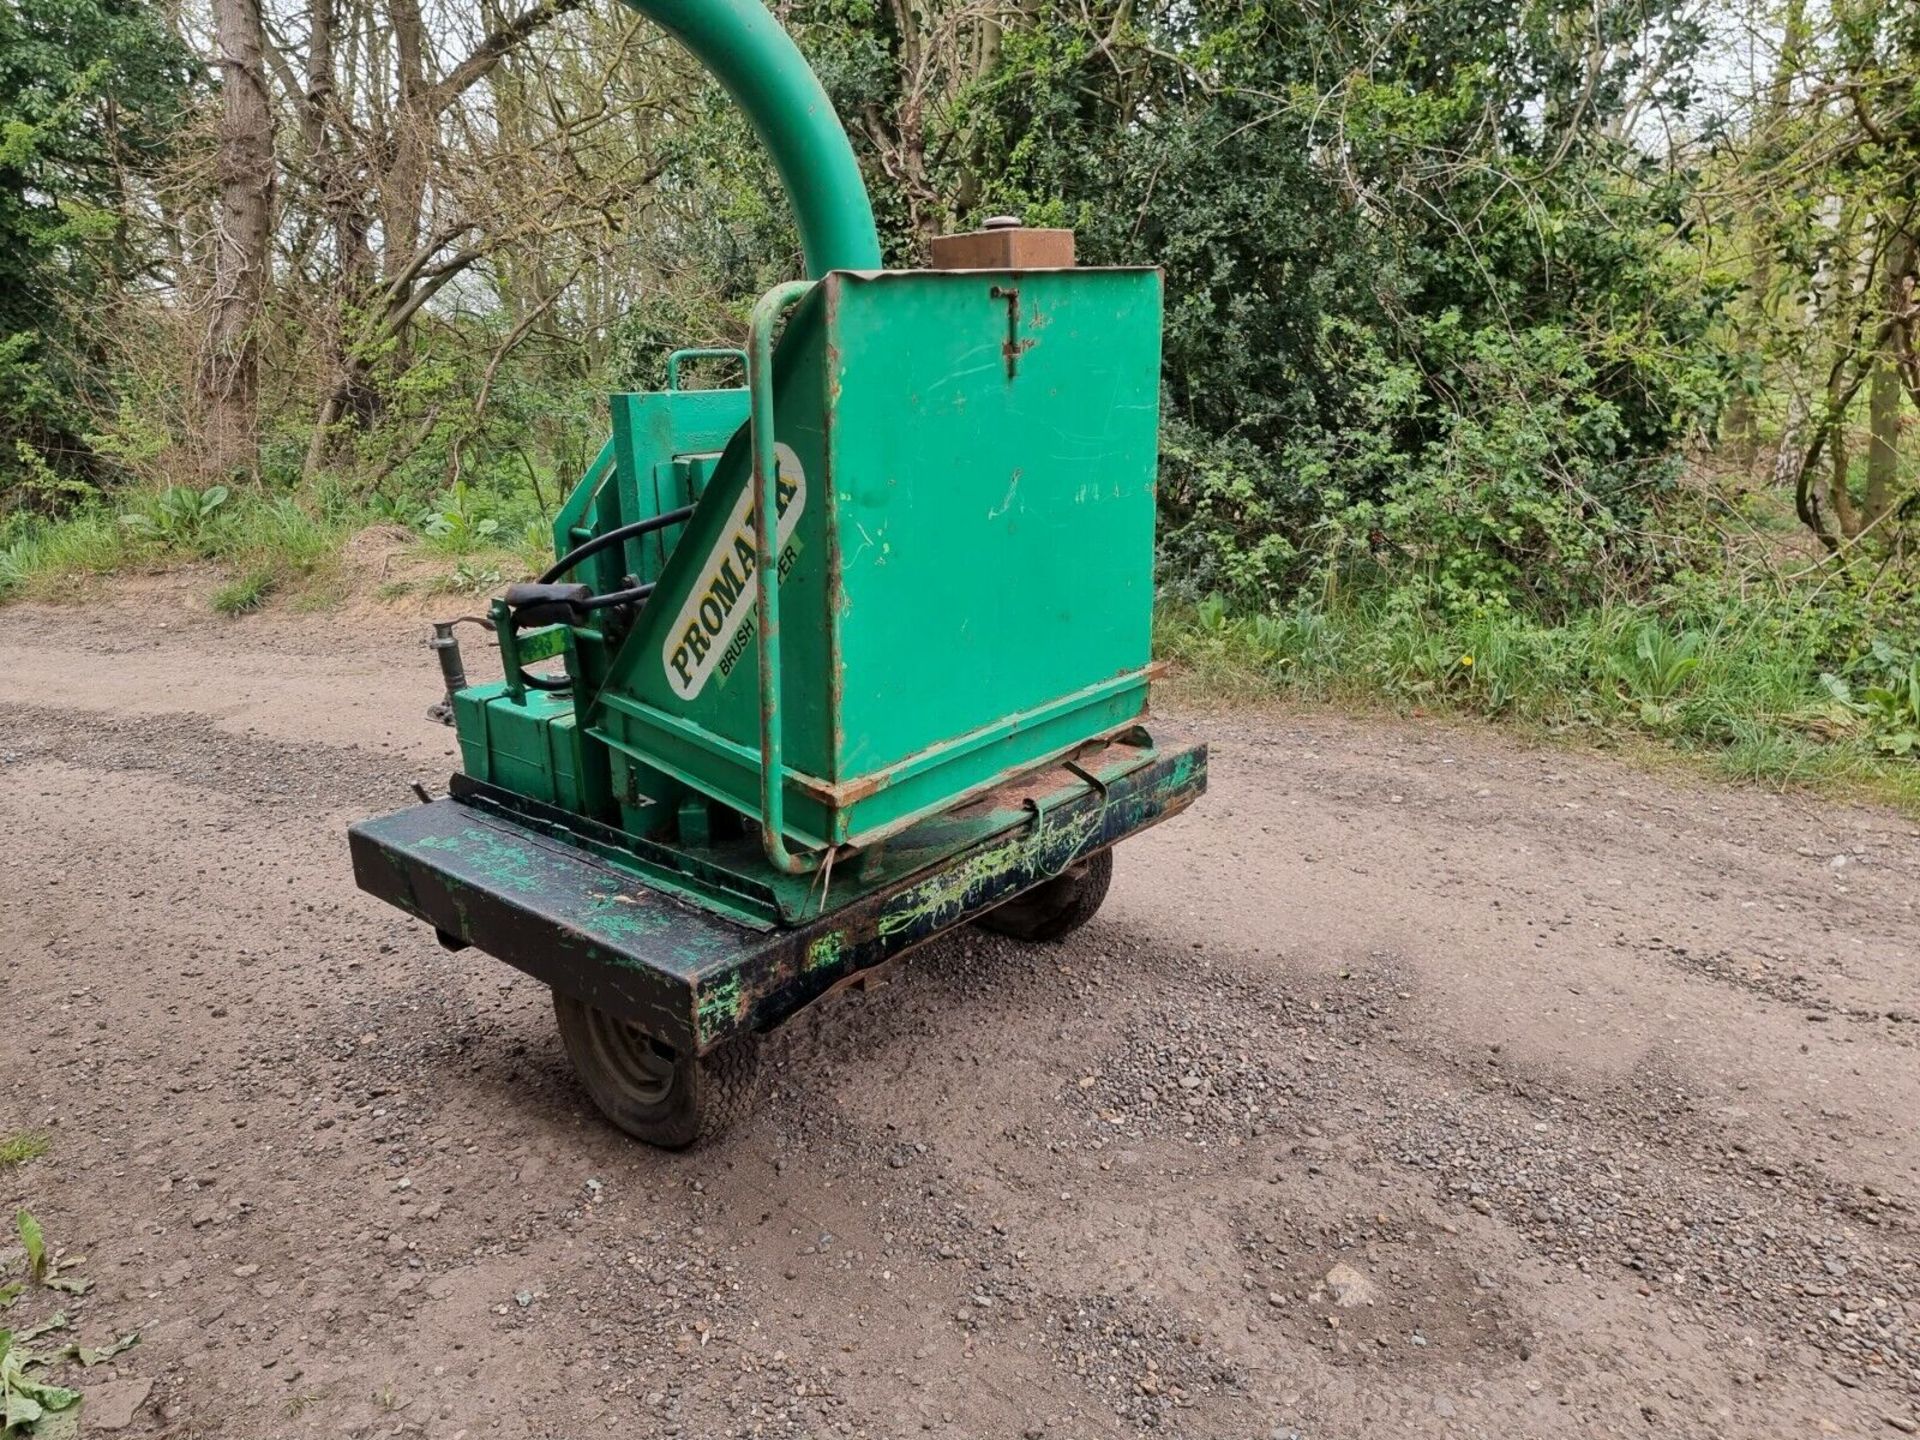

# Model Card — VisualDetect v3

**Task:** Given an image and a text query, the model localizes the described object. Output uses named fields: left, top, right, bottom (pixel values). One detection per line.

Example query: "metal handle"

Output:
left=665, top=347, right=748, bottom=391
left=748, top=280, right=817, bottom=875
left=1019, top=762, right=1113, bottom=883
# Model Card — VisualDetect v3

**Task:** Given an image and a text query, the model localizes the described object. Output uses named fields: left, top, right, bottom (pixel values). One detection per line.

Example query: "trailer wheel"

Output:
left=552, top=993, right=760, bottom=1148
left=978, top=847, right=1113, bottom=943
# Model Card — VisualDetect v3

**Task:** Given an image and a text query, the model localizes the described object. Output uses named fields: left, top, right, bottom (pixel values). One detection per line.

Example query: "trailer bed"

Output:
left=350, top=728, right=1206, bottom=1053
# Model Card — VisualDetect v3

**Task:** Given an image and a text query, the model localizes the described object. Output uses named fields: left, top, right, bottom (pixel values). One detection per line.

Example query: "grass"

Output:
left=211, top=565, right=278, bottom=615
left=0, top=478, right=547, bottom=613
left=0, top=510, right=137, bottom=598
left=0, top=1133, right=49, bottom=1168
left=0, top=487, right=355, bottom=607
left=1156, top=592, right=1920, bottom=814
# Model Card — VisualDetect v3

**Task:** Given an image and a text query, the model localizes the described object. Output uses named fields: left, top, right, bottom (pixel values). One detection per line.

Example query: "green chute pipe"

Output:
left=619, top=0, right=883, bottom=276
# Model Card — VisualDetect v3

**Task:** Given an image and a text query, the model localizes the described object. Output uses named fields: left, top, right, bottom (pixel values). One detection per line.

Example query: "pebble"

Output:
left=1322, top=1263, right=1379, bottom=1308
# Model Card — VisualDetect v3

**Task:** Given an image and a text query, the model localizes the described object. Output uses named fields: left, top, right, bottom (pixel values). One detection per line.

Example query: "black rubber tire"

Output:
left=977, top=847, right=1113, bottom=943
left=552, top=992, right=761, bottom=1149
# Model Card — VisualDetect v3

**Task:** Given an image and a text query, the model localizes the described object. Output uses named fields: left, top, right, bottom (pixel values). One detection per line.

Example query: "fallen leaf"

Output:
left=13, top=1313, right=66, bottom=1344
left=4, top=1388, right=43, bottom=1429
left=75, top=1333, right=138, bottom=1367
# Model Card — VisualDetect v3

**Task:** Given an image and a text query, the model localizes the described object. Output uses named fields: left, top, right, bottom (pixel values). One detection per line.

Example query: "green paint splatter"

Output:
left=875, top=810, right=1103, bottom=940
left=413, top=828, right=547, bottom=894
left=697, top=974, right=743, bottom=1044
left=805, top=931, right=845, bottom=973
left=582, top=892, right=677, bottom=941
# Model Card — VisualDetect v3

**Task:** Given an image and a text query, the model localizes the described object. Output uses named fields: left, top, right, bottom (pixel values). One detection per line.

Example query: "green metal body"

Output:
left=352, top=0, right=1205, bottom=1049
left=583, top=265, right=1163, bottom=853
left=456, top=262, right=1165, bottom=873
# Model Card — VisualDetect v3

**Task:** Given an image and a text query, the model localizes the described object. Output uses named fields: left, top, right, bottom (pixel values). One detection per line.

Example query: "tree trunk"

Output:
left=382, top=0, right=430, bottom=374
left=200, top=0, right=276, bottom=482
left=1828, top=393, right=1859, bottom=539
left=295, top=0, right=586, bottom=477
left=296, top=0, right=390, bottom=478
left=1866, top=352, right=1902, bottom=525
left=1867, top=229, right=1915, bottom=525
left=1785, top=195, right=1843, bottom=543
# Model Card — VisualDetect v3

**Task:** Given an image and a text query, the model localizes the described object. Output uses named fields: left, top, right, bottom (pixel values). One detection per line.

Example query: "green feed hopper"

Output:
left=351, top=0, right=1207, bottom=1148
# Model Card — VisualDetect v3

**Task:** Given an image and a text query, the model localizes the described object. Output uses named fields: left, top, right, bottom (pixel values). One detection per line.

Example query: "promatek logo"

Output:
left=661, top=442, right=806, bottom=701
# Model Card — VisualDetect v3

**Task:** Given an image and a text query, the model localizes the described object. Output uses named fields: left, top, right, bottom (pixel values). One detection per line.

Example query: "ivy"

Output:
left=0, top=0, right=194, bottom=504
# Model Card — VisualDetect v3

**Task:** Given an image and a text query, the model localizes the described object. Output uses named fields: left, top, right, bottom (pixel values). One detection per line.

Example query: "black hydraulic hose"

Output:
left=538, top=506, right=695, bottom=584
left=510, top=507, right=686, bottom=692
left=578, top=582, right=657, bottom=611
left=507, top=583, right=658, bottom=694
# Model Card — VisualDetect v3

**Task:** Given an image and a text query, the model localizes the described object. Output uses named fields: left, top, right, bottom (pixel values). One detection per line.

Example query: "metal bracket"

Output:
left=1063, top=759, right=1110, bottom=803
left=988, top=285, right=1034, bottom=379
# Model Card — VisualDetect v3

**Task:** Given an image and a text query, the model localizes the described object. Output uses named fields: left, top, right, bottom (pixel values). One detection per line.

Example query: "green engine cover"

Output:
left=589, top=265, right=1164, bottom=850
left=453, top=684, right=586, bottom=813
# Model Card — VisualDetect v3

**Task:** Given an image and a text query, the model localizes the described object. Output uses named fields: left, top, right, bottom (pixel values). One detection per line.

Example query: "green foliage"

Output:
left=0, top=0, right=195, bottom=504
left=416, top=483, right=503, bottom=555
left=6, top=438, right=92, bottom=513
left=1, top=1326, right=81, bottom=1434
left=409, top=480, right=547, bottom=597
left=221, top=496, right=346, bottom=571
left=119, top=485, right=229, bottom=546
left=1612, top=621, right=1706, bottom=725
left=431, top=560, right=505, bottom=596
left=0, top=486, right=364, bottom=608
left=922, top=0, right=1724, bottom=618
left=11, top=1217, right=41, bottom=1289
left=1159, top=583, right=1920, bottom=808
left=211, top=567, right=277, bottom=616
left=0, top=1137, right=47, bottom=1171
left=0, top=459, right=556, bottom=609
left=1823, top=641, right=1920, bottom=757
left=0, top=508, right=128, bottom=596
left=0, top=1212, right=133, bottom=1436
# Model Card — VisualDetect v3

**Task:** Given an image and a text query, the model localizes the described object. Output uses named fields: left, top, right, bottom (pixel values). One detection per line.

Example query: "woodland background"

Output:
left=3, top=0, right=1919, bottom=797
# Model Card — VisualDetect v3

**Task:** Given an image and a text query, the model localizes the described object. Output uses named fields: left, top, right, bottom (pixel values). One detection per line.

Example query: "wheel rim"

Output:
left=584, top=1008, right=678, bottom=1107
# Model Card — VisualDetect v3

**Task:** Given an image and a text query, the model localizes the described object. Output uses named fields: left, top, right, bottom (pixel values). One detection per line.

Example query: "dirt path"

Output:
left=2, top=589, right=1917, bottom=1439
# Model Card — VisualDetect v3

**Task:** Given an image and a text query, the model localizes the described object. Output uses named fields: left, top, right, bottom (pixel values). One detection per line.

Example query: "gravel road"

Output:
left=2, top=584, right=1917, bottom=1439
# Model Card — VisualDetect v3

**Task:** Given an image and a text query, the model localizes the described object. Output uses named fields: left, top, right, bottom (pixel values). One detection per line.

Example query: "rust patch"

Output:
left=988, top=284, right=1036, bottom=379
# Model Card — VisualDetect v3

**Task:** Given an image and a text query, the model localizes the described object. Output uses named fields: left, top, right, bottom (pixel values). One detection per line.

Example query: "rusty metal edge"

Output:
left=700, top=734, right=1206, bottom=1047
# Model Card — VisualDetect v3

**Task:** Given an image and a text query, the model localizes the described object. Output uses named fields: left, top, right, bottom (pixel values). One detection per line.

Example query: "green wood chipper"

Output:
left=349, top=0, right=1207, bottom=1148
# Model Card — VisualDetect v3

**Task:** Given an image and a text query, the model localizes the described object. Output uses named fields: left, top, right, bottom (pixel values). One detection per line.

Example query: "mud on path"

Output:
left=2, top=590, right=1918, bottom=1439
